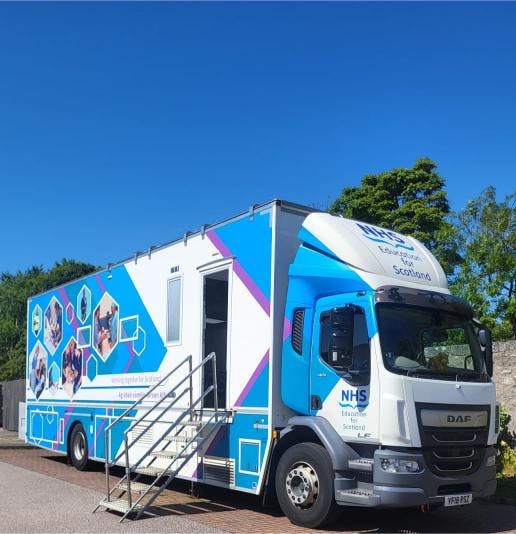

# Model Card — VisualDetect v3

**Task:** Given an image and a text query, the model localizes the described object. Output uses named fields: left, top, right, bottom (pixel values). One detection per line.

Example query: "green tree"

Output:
left=0, top=259, right=97, bottom=381
left=330, top=158, right=459, bottom=274
left=450, top=187, right=515, bottom=340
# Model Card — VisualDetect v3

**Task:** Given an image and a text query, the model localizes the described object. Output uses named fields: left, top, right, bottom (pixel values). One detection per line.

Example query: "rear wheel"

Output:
left=69, top=424, right=89, bottom=471
left=275, top=442, right=339, bottom=528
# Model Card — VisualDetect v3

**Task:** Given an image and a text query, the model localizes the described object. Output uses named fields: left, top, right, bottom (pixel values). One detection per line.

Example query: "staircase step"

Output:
left=178, top=420, right=203, bottom=427
left=135, top=466, right=174, bottom=477
left=117, top=481, right=156, bottom=493
left=348, top=458, right=374, bottom=472
left=99, top=498, right=141, bottom=514
left=150, top=450, right=190, bottom=460
left=163, top=435, right=203, bottom=443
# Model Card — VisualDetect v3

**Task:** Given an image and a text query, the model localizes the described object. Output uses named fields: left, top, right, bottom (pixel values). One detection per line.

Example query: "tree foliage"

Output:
left=450, top=187, right=515, bottom=340
left=330, top=158, right=459, bottom=274
left=0, top=259, right=97, bottom=381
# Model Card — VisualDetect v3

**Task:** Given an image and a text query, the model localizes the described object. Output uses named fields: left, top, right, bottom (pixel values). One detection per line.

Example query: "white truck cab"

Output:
left=277, top=212, right=497, bottom=527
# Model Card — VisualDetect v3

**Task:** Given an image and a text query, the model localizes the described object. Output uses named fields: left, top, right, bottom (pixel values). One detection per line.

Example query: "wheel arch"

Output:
left=283, top=416, right=359, bottom=471
left=261, top=416, right=358, bottom=505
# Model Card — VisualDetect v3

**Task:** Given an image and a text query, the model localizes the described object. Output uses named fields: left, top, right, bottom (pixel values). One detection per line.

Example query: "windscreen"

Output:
left=376, top=304, right=488, bottom=382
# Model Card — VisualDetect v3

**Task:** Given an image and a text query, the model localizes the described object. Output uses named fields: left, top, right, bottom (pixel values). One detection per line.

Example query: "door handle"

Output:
left=311, top=396, right=323, bottom=410
left=316, top=372, right=327, bottom=378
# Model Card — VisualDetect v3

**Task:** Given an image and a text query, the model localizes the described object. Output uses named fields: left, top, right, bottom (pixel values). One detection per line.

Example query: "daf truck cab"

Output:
left=277, top=212, right=497, bottom=527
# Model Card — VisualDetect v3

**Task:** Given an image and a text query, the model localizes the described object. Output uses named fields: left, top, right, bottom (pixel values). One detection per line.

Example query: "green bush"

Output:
left=496, top=407, right=516, bottom=475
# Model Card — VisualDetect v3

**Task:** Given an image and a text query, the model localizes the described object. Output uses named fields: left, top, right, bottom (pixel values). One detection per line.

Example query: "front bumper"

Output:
left=335, top=446, right=497, bottom=508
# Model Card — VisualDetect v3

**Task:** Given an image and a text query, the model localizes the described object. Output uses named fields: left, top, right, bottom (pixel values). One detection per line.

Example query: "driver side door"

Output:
left=310, top=293, right=378, bottom=442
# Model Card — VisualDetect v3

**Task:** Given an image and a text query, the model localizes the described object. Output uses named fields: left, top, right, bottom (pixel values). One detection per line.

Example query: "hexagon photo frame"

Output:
left=32, top=305, right=42, bottom=337
left=62, top=337, right=83, bottom=399
left=48, top=361, right=60, bottom=394
left=66, top=303, right=75, bottom=325
left=28, top=341, right=48, bottom=400
left=77, top=285, right=92, bottom=324
left=92, top=292, right=120, bottom=362
left=87, top=355, right=98, bottom=382
left=43, top=297, right=63, bottom=355
left=132, top=326, right=146, bottom=356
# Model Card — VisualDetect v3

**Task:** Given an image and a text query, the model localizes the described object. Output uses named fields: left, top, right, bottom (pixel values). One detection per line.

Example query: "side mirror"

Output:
left=479, top=329, right=493, bottom=377
left=329, top=306, right=354, bottom=369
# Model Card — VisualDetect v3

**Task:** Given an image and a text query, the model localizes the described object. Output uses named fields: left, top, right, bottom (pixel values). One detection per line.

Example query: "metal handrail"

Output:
left=103, top=353, right=191, bottom=500
left=132, top=410, right=224, bottom=518
left=108, top=387, right=190, bottom=467
left=127, top=353, right=215, bottom=437
left=104, top=353, right=192, bottom=435
left=109, top=352, right=217, bottom=465
left=102, top=351, right=219, bottom=510
left=129, top=384, right=215, bottom=473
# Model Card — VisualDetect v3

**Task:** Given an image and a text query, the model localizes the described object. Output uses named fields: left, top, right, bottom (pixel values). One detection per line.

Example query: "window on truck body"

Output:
left=166, top=276, right=182, bottom=344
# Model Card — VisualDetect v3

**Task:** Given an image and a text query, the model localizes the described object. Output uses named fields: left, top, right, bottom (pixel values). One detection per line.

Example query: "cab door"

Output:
left=310, top=293, right=378, bottom=442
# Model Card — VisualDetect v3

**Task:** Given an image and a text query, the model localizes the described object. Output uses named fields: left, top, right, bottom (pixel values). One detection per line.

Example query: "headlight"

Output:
left=380, top=458, right=421, bottom=473
left=486, top=454, right=496, bottom=467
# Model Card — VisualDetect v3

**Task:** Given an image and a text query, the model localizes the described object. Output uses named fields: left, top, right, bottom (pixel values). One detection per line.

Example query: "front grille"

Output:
left=431, top=430, right=479, bottom=443
left=416, top=403, right=490, bottom=477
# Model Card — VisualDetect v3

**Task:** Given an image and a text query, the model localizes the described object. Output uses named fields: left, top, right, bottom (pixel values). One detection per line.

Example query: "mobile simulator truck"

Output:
left=26, top=200, right=498, bottom=528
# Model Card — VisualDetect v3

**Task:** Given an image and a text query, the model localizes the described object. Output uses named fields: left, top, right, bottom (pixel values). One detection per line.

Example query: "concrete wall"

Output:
left=493, top=340, right=516, bottom=433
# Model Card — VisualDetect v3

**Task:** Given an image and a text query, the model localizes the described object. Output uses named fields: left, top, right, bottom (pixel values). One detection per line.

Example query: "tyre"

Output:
left=69, top=424, right=89, bottom=471
left=275, top=442, right=339, bottom=528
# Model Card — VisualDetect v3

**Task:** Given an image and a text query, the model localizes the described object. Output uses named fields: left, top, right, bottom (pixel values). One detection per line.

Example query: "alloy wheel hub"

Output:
left=285, top=462, right=319, bottom=508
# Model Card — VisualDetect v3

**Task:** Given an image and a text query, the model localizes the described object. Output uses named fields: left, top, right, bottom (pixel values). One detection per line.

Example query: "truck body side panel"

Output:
left=26, top=203, right=285, bottom=494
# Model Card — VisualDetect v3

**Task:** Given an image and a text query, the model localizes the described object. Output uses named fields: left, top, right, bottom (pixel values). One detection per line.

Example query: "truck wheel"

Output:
left=275, top=442, right=339, bottom=528
left=69, top=424, right=89, bottom=471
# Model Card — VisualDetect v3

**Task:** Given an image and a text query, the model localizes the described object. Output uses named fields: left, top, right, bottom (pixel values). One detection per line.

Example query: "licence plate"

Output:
left=444, top=493, right=472, bottom=507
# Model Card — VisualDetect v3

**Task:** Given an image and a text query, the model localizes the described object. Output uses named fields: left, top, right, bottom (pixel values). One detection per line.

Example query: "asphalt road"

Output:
left=0, top=461, right=222, bottom=533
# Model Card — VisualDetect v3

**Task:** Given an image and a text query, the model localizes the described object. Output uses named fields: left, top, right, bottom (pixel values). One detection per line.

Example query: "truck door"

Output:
left=310, top=293, right=378, bottom=442
left=201, top=268, right=229, bottom=409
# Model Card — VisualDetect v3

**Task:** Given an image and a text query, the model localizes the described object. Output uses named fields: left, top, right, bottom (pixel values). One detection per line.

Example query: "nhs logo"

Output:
left=339, top=388, right=369, bottom=409
left=356, top=223, right=414, bottom=251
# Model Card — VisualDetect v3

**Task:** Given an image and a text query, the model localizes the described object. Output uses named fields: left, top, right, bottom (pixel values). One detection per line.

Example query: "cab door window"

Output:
left=319, top=306, right=370, bottom=385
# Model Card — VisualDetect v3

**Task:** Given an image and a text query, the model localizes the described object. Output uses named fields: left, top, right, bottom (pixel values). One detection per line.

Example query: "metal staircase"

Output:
left=93, top=352, right=226, bottom=521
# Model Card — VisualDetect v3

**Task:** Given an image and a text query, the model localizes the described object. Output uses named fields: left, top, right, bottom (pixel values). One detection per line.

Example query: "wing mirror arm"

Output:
left=478, top=328, right=493, bottom=377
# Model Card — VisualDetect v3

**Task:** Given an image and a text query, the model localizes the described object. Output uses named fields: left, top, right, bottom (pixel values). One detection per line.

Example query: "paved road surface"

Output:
left=1, top=448, right=516, bottom=533
left=0, top=461, right=221, bottom=533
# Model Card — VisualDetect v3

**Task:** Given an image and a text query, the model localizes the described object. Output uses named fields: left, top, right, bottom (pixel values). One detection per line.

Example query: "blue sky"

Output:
left=0, top=2, right=514, bottom=273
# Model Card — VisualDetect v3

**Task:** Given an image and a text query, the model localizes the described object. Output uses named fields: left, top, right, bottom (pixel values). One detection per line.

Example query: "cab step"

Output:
left=335, top=487, right=380, bottom=507
left=348, top=458, right=374, bottom=472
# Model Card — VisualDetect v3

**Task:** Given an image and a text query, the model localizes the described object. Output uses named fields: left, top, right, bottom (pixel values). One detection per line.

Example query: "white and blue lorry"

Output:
left=26, top=199, right=498, bottom=527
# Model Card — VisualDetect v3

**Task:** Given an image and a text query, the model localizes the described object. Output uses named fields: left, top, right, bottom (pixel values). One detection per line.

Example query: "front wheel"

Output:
left=275, top=442, right=339, bottom=528
left=69, top=424, right=89, bottom=471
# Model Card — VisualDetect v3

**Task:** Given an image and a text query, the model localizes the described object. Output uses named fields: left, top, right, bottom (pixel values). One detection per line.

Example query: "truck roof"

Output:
left=28, top=199, right=315, bottom=299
